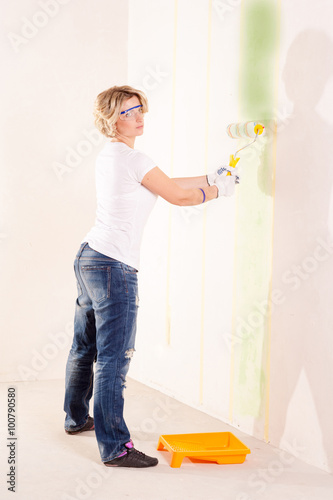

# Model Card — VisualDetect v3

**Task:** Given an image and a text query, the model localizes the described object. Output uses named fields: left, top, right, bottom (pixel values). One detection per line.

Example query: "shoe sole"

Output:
left=104, top=461, right=158, bottom=468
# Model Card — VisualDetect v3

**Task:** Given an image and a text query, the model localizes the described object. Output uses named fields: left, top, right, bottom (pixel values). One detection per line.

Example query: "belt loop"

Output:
left=78, top=242, right=89, bottom=259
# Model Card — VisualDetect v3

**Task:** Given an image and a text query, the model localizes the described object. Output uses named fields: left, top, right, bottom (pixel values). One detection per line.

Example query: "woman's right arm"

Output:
left=171, top=175, right=209, bottom=189
left=141, top=167, right=218, bottom=206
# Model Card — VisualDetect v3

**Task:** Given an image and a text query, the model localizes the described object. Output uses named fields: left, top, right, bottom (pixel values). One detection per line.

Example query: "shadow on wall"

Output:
left=268, top=29, right=333, bottom=471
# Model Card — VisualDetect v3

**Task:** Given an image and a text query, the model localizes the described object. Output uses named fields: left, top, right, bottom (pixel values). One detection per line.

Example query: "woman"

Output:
left=63, top=85, right=238, bottom=468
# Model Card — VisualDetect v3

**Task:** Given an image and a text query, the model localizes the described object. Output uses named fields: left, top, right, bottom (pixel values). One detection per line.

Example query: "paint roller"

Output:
left=224, top=121, right=265, bottom=173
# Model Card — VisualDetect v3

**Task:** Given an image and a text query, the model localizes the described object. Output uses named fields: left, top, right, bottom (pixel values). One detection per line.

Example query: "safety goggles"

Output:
left=119, top=105, right=144, bottom=121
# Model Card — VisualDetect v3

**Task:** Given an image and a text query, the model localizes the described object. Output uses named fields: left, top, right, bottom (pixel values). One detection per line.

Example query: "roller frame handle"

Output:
left=226, top=154, right=240, bottom=176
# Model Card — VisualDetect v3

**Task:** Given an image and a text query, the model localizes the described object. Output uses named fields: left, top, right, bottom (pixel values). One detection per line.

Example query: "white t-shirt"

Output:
left=82, top=141, right=157, bottom=270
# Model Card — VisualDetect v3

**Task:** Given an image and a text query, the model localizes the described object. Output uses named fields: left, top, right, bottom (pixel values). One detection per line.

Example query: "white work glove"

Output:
left=207, top=165, right=240, bottom=186
left=213, top=166, right=239, bottom=197
left=207, top=170, right=218, bottom=186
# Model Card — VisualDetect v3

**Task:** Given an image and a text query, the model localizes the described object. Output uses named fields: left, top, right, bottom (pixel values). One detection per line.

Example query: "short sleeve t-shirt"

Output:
left=82, top=141, right=157, bottom=270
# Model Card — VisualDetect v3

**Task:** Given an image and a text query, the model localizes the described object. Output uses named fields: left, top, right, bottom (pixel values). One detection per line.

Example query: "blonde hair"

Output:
left=93, top=85, right=149, bottom=138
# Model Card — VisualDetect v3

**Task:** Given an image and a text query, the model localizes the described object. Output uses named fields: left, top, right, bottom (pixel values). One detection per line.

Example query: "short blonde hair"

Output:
left=93, top=85, right=149, bottom=138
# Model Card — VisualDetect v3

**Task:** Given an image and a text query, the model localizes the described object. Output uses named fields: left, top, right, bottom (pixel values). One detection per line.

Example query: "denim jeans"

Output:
left=64, top=242, right=139, bottom=462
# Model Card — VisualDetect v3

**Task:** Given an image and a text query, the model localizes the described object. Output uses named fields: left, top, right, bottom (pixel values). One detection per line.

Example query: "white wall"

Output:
left=0, top=0, right=129, bottom=382
left=128, top=0, right=240, bottom=419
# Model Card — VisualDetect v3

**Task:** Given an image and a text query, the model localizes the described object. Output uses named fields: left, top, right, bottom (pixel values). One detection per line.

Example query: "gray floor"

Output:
left=0, top=378, right=333, bottom=500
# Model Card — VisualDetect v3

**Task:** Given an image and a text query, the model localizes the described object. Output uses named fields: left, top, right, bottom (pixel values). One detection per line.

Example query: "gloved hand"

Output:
left=207, top=165, right=240, bottom=186
left=213, top=166, right=239, bottom=197
left=207, top=169, right=219, bottom=186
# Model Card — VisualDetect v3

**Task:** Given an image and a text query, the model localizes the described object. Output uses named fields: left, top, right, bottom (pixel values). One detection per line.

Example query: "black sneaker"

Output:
left=65, top=416, right=95, bottom=435
left=104, top=441, right=158, bottom=468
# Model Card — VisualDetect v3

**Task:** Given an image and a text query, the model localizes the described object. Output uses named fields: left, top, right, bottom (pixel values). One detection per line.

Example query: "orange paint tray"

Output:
left=157, top=432, right=250, bottom=468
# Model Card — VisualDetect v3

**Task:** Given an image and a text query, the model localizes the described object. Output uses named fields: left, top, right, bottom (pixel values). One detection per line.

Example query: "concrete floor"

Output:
left=0, top=378, right=333, bottom=500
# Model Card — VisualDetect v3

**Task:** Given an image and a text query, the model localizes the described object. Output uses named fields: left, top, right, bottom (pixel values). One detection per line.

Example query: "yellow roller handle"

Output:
left=226, top=154, right=240, bottom=175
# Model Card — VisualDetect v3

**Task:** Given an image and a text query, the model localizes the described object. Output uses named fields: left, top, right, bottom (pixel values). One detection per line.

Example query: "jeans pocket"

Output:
left=121, top=264, right=139, bottom=303
left=80, top=265, right=111, bottom=303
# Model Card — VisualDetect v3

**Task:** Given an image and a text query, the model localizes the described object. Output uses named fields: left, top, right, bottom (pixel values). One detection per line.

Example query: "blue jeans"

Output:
left=64, top=242, right=139, bottom=462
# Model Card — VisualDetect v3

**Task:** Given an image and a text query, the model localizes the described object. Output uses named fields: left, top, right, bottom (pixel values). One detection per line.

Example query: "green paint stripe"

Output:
left=240, top=0, right=279, bottom=119
left=230, top=0, right=280, bottom=423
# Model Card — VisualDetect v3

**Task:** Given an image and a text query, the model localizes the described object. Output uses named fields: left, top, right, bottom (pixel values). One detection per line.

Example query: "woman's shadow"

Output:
left=261, top=29, right=333, bottom=472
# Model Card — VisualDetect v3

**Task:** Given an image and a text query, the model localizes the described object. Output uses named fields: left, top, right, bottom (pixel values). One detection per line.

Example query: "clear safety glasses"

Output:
left=119, top=105, right=144, bottom=121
